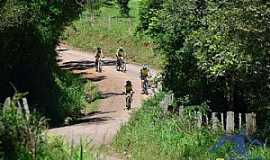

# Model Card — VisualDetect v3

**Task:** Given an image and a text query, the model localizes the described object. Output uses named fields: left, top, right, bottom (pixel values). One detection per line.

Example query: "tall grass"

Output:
left=62, top=0, right=163, bottom=69
left=0, top=93, right=99, bottom=160
left=112, top=92, right=270, bottom=160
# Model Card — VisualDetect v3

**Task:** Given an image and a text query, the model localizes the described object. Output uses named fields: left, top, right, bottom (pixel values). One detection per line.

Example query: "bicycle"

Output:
left=96, top=57, right=103, bottom=72
left=125, top=91, right=134, bottom=110
left=116, top=57, right=127, bottom=72
left=142, top=79, right=149, bottom=95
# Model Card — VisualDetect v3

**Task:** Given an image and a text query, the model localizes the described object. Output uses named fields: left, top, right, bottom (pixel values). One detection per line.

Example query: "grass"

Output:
left=112, top=92, right=270, bottom=160
left=62, top=0, right=163, bottom=69
left=43, top=136, right=101, bottom=160
left=0, top=94, right=99, bottom=160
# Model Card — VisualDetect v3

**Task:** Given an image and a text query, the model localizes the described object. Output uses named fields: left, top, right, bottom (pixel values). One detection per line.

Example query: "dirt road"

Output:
left=49, top=46, right=154, bottom=147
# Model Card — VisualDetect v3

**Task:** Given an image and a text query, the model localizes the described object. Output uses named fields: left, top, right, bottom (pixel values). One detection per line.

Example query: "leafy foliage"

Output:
left=139, top=0, right=270, bottom=130
left=0, top=94, right=47, bottom=159
left=135, top=0, right=270, bottom=138
left=113, top=93, right=270, bottom=159
left=0, top=0, right=83, bottom=124
left=0, top=94, right=98, bottom=160
left=136, top=0, right=164, bottom=33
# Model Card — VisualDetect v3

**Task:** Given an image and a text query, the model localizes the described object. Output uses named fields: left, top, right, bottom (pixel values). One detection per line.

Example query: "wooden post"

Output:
left=3, top=97, right=11, bottom=107
left=171, top=93, right=174, bottom=105
left=246, top=112, right=256, bottom=135
left=22, top=98, right=30, bottom=115
left=17, top=101, right=23, bottom=113
left=179, top=105, right=184, bottom=116
left=221, top=113, right=224, bottom=131
left=239, top=113, right=242, bottom=129
left=212, top=112, right=219, bottom=130
left=197, top=113, right=202, bottom=128
left=157, top=81, right=162, bottom=90
left=226, top=111, right=234, bottom=133
left=22, top=98, right=30, bottom=120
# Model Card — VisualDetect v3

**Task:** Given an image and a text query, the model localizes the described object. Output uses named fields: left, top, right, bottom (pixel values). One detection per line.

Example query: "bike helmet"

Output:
left=118, top=47, right=124, bottom=52
left=142, top=64, right=148, bottom=69
left=126, top=80, right=132, bottom=86
left=97, top=47, right=102, bottom=52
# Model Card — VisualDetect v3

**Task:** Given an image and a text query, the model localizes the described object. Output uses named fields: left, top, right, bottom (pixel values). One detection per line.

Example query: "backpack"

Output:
left=96, top=50, right=102, bottom=57
left=126, top=83, right=132, bottom=93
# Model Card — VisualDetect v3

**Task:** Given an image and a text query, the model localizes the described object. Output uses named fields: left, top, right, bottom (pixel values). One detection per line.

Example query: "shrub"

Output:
left=113, top=93, right=270, bottom=159
left=0, top=93, right=98, bottom=160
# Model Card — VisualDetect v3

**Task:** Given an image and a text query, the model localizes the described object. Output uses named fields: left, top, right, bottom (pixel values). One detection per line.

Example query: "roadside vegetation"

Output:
left=0, top=0, right=90, bottom=125
left=62, top=0, right=162, bottom=69
left=0, top=94, right=99, bottom=159
left=136, top=0, right=270, bottom=137
left=113, top=93, right=270, bottom=160
left=54, top=69, right=101, bottom=125
left=113, top=0, right=270, bottom=159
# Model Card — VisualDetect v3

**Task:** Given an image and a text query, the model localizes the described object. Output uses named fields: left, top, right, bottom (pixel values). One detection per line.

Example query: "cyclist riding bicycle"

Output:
left=95, top=47, right=104, bottom=72
left=116, top=47, right=126, bottom=71
left=140, top=65, right=150, bottom=94
left=125, top=80, right=134, bottom=110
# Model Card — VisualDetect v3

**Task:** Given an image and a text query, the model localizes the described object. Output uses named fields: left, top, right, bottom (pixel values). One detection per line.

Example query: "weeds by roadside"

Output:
left=0, top=93, right=99, bottom=160
left=54, top=69, right=101, bottom=124
left=112, top=92, right=270, bottom=160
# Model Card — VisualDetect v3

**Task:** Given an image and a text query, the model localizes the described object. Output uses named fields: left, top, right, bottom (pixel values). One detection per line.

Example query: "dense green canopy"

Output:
left=0, top=0, right=82, bottom=123
left=138, top=0, right=270, bottom=132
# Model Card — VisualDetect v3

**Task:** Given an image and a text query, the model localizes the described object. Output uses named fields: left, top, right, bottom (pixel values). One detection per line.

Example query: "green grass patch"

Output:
left=62, top=0, right=163, bottom=69
left=43, top=136, right=100, bottom=160
left=112, top=92, right=270, bottom=160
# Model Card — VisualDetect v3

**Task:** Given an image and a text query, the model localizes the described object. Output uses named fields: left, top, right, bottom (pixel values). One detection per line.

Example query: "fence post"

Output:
left=212, top=112, right=219, bottom=130
left=3, top=97, right=11, bottom=109
left=246, top=112, right=256, bottom=135
left=22, top=98, right=30, bottom=114
left=179, top=105, right=184, bottom=116
left=206, top=116, right=209, bottom=125
left=22, top=98, right=30, bottom=120
left=221, top=113, right=224, bottom=131
left=197, top=113, right=202, bottom=128
left=239, top=113, right=242, bottom=129
left=226, top=111, right=234, bottom=133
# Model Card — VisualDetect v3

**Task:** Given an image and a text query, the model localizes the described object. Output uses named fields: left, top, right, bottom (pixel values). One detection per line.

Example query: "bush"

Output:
left=0, top=0, right=83, bottom=125
left=0, top=93, right=98, bottom=160
left=113, top=93, right=270, bottom=159
left=53, top=69, right=101, bottom=124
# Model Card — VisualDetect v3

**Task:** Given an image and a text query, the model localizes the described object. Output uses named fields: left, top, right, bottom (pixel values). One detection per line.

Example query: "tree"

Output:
left=0, top=0, right=83, bottom=124
left=117, top=0, right=130, bottom=17
left=136, top=0, right=164, bottom=33
left=140, top=0, right=270, bottom=116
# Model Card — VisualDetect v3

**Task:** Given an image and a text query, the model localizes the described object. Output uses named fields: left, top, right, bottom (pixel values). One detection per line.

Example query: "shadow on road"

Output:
left=73, top=116, right=112, bottom=125
left=86, top=75, right=107, bottom=82
left=60, top=60, right=116, bottom=71
left=101, top=92, right=124, bottom=99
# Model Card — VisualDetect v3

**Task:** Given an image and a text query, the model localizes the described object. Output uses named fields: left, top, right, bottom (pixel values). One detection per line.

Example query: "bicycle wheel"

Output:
left=126, top=95, right=131, bottom=109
